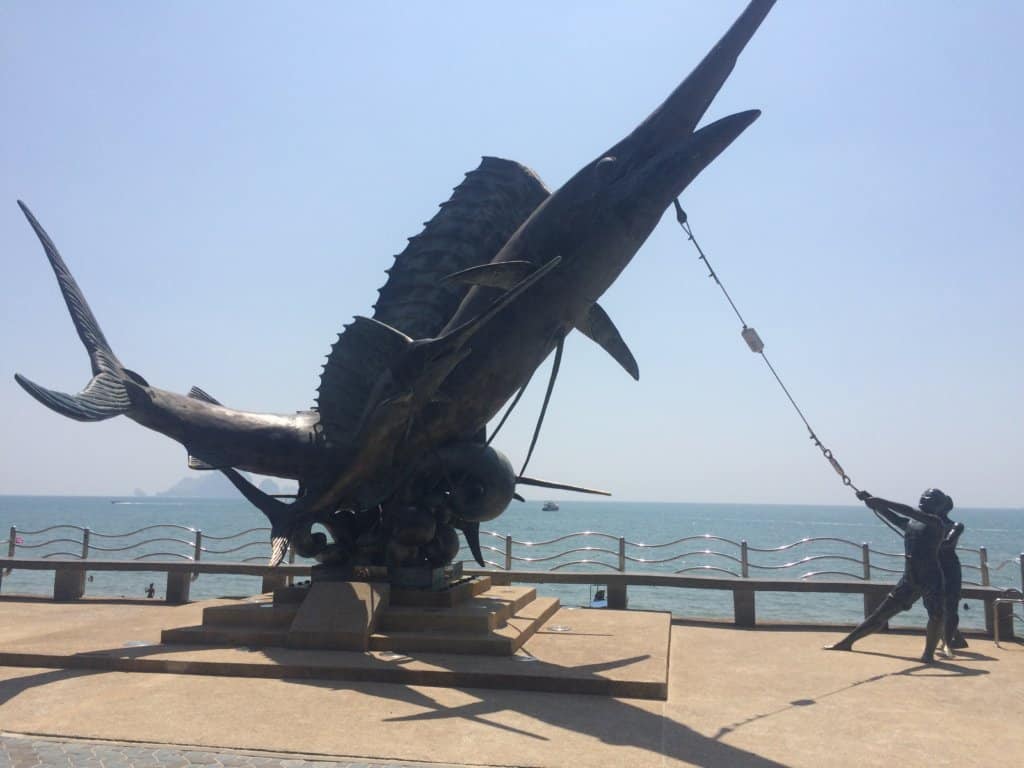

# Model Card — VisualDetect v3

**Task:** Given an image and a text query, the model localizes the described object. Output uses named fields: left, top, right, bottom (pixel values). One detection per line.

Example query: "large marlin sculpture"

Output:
left=15, top=0, right=774, bottom=570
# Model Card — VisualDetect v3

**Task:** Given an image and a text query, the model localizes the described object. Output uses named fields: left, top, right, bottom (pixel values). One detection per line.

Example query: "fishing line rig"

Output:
left=670, top=200, right=903, bottom=537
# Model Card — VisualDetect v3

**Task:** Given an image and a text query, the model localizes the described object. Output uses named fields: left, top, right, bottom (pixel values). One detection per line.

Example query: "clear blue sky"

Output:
left=2, top=1, right=1021, bottom=507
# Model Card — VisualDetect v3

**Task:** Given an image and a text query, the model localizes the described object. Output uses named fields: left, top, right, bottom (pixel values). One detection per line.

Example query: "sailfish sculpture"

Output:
left=15, top=0, right=775, bottom=569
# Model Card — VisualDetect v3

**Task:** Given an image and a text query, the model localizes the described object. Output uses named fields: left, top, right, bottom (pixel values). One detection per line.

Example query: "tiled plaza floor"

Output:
left=0, top=733, right=470, bottom=768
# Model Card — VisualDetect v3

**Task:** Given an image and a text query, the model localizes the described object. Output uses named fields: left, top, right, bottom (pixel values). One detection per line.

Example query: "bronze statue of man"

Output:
left=939, top=512, right=968, bottom=649
left=825, top=488, right=956, bottom=663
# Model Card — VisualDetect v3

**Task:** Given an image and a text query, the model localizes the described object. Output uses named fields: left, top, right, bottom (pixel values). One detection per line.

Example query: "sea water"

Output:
left=1, top=495, right=1021, bottom=631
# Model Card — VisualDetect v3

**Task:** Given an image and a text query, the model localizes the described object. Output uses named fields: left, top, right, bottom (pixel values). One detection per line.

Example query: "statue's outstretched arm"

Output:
left=858, top=492, right=911, bottom=531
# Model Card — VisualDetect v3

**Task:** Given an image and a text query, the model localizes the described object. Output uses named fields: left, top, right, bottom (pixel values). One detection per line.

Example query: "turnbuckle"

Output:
left=811, top=435, right=859, bottom=492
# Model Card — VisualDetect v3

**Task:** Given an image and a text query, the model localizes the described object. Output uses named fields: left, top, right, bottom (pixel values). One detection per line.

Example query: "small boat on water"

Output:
left=542, top=501, right=559, bottom=511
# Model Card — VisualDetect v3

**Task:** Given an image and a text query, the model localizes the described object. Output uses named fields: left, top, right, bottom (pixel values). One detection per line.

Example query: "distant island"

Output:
left=154, top=473, right=296, bottom=498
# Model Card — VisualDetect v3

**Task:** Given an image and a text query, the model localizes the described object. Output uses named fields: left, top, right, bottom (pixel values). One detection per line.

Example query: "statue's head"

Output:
left=919, top=488, right=953, bottom=517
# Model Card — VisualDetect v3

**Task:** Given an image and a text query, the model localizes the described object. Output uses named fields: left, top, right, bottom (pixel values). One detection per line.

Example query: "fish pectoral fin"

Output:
left=441, top=256, right=562, bottom=349
left=443, top=260, right=536, bottom=290
left=517, top=475, right=611, bottom=496
left=455, top=520, right=486, bottom=567
left=575, top=303, right=639, bottom=381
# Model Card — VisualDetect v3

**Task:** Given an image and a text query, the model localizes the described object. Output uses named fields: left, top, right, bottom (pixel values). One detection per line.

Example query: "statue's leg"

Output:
left=943, top=566, right=967, bottom=649
left=825, top=580, right=914, bottom=651
left=943, top=592, right=967, bottom=649
left=921, top=616, right=942, bottom=663
left=921, top=578, right=948, bottom=662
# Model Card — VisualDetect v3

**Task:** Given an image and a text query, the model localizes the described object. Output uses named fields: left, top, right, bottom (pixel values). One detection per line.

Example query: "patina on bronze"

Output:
left=15, top=0, right=775, bottom=576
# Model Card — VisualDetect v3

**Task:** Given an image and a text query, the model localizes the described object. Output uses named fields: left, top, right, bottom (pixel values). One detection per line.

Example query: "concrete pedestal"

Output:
left=53, top=568, right=85, bottom=601
left=286, top=581, right=389, bottom=651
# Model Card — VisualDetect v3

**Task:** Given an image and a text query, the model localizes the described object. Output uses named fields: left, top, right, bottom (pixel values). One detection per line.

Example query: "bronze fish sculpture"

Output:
left=15, top=0, right=774, bottom=569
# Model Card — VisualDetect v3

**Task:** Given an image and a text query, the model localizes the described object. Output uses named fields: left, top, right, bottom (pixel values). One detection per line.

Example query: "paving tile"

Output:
left=183, top=753, right=220, bottom=766
left=0, top=737, right=481, bottom=768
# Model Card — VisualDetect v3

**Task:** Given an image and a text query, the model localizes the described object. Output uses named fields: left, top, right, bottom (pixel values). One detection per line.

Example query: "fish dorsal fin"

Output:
left=576, top=303, right=640, bottom=381
left=443, top=260, right=535, bottom=290
left=316, top=316, right=412, bottom=447
left=188, top=387, right=228, bottom=466
left=372, top=157, right=549, bottom=340
left=186, top=388, right=226, bottom=465
left=188, top=386, right=222, bottom=406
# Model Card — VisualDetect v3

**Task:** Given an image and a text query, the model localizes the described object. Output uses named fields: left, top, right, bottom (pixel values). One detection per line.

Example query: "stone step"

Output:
left=379, top=586, right=535, bottom=633
left=390, top=575, right=492, bottom=607
left=369, top=596, right=560, bottom=655
left=201, top=601, right=298, bottom=629
left=161, top=624, right=288, bottom=647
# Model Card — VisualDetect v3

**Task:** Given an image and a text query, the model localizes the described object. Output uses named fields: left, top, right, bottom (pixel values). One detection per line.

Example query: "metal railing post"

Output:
left=605, top=536, right=628, bottom=610
left=861, top=543, right=871, bottom=580
left=740, top=540, right=749, bottom=578
left=5, top=526, right=15, bottom=577
left=504, top=535, right=513, bottom=570
left=1019, top=553, right=1023, bottom=593
left=979, top=547, right=989, bottom=586
left=288, top=544, right=296, bottom=586
left=191, top=530, right=203, bottom=582
left=81, top=528, right=91, bottom=559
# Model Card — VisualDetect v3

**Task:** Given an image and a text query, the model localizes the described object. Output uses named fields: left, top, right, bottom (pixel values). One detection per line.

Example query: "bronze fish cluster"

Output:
left=15, top=1, right=774, bottom=569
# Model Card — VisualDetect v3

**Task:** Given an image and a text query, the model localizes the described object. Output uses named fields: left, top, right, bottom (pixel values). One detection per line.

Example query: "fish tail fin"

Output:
left=14, top=201, right=141, bottom=422
left=219, top=468, right=296, bottom=566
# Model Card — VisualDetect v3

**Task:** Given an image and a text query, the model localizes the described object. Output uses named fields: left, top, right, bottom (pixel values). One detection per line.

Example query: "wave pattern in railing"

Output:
left=479, top=530, right=1022, bottom=593
left=4, top=524, right=1022, bottom=598
left=1, top=523, right=287, bottom=578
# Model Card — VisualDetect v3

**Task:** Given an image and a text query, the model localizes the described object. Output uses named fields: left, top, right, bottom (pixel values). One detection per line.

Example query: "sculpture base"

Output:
left=309, top=561, right=463, bottom=591
left=162, top=574, right=559, bottom=656
left=0, top=597, right=671, bottom=699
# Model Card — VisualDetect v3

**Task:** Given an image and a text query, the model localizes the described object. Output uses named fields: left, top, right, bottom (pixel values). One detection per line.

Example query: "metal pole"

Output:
left=979, top=546, right=989, bottom=587
left=740, top=540, right=749, bottom=578
left=81, top=528, right=90, bottom=559
left=504, top=535, right=513, bottom=570
left=1019, top=553, right=1023, bottom=593
left=5, top=526, right=15, bottom=577
left=192, top=530, right=203, bottom=582
left=618, top=537, right=626, bottom=572
left=861, top=543, right=871, bottom=580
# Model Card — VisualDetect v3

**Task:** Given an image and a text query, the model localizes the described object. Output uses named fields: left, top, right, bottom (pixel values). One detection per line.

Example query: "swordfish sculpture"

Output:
left=15, top=0, right=774, bottom=571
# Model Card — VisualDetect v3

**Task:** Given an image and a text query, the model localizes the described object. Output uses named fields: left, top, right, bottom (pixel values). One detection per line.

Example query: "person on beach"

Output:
left=824, top=488, right=954, bottom=662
